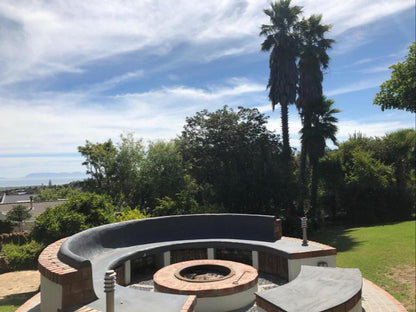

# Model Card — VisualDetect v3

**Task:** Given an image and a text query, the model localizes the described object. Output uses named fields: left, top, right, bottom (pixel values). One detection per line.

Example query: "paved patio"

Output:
left=16, top=278, right=407, bottom=312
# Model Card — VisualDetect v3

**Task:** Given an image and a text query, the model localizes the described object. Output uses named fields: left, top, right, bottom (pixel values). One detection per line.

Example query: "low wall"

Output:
left=38, top=214, right=337, bottom=312
left=38, top=238, right=96, bottom=311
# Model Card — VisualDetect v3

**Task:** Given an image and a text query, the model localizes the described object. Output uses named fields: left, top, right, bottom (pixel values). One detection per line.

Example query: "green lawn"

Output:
left=311, top=220, right=415, bottom=311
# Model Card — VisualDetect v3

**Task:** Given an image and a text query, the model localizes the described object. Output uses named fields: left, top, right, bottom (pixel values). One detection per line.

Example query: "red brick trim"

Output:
left=38, top=238, right=96, bottom=309
left=15, top=293, right=40, bottom=312
left=363, top=278, right=407, bottom=312
left=181, top=295, right=197, bottom=312
left=282, top=236, right=337, bottom=259
left=274, top=219, right=282, bottom=240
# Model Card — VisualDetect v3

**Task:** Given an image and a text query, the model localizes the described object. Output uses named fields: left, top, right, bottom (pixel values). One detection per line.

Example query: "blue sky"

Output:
left=0, top=0, right=415, bottom=179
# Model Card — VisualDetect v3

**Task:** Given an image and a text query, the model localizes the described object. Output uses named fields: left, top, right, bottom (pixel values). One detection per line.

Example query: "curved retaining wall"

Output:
left=38, top=214, right=337, bottom=312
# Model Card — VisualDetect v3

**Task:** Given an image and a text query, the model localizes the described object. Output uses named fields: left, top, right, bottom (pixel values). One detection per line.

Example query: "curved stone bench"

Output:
left=256, top=265, right=362, bottom=312
left=39, top=214, right=337, bottom=312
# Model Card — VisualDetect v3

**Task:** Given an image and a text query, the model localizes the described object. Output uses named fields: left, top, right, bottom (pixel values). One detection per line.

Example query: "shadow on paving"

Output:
left=0, top=289, right=38, bottom=307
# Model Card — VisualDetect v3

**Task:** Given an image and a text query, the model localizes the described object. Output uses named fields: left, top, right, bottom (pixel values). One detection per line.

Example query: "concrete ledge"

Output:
left=256, top=266, right=362, bottom=312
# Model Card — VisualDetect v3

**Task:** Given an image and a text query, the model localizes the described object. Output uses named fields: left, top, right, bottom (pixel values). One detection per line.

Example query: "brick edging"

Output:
left=282, top=236, right=337, bottom=259
left=38, top=237, right=78, bottom=283
left=38, top=237, right=96, bottom=308
left=181, top=295, right=197, bottom=312
left=15, top=292, right=40, bottom=312
left=363, top=278, right=408, bottom=312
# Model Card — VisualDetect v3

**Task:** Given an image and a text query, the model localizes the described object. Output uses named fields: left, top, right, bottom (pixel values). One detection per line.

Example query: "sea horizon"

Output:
left=0, top=177, right=85, bottom=188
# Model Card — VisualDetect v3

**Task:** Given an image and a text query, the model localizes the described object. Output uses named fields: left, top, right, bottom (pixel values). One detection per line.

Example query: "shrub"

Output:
left=116, top=207, right=148, bottom=221
left=1, top=241, right=44, bottom=271
left=0, top=219, right=13, bottom=234
left=32, top=192, right=117, bottom=245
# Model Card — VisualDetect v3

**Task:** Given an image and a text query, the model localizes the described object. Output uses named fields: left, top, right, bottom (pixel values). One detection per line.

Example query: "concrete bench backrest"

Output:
left=58, top=214, right=276, bottom=269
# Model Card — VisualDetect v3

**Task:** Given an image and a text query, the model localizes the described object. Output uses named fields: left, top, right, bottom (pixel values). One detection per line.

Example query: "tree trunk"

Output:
left=310, top=158, right=319, bottom=223
left=299, top=112, right=311, bottom=216
left=280, top=102, right=291, bottom=160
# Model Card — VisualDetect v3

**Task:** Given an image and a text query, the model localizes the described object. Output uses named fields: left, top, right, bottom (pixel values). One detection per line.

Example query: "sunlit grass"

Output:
left=311, top=221, right=415, bottom=311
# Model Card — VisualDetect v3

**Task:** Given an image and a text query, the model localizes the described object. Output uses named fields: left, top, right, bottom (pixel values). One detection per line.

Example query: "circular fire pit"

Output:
left=154, top=259, right=258, bottom=312
left=175, top=263, right=234, bottom=282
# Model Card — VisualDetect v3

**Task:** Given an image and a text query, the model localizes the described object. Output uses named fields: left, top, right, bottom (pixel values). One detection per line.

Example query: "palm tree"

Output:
left=260, top=0, right=302, bottom=160
left=300, top=96, right=339, bottom=222
left=296, top=14, right=335, bottom=215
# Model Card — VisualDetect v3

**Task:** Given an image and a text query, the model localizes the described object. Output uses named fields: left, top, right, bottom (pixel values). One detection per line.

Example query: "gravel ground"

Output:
left=128, top=271, right=286, bottom=311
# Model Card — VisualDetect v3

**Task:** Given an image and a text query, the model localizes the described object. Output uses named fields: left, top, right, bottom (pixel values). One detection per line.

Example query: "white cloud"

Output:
left=326, top=78, right=385, bottom=96
left=337, top=117, right=415, bottom=142
left=0, top=77, right=266, bottom=155
left=0, top=0, right=413, bottom=86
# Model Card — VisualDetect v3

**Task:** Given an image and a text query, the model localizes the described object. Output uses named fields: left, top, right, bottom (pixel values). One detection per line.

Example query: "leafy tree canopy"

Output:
left=178, top=106, right=285, bottom=214
left=6, top=205, right=31, bottom=223
left=373, top=42, right=416, bottom=113
left=32, top=192, right=117, bottom=245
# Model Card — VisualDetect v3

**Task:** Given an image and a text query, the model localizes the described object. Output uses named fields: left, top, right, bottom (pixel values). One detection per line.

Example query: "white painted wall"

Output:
left=195, top=285, right=258, bottom=312
left=287, top=255, right=336, bottom=281
left=40, top=275, right=62, bottom=312
left=252, top=251, right=259, bottom=269
left=207, top=248, right=215, bottom=260
left=124, top=260, right=131, bottom=285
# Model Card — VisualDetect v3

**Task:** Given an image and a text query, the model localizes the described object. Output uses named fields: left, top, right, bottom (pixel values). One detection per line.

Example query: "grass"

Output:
left=311, top=220, right=415, bottom=311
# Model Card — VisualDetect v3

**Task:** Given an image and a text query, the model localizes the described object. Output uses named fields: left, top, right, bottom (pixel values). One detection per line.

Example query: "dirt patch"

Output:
left=0, top=270, right=40, bottom=299
left=388, top=265, right=415, bottom=311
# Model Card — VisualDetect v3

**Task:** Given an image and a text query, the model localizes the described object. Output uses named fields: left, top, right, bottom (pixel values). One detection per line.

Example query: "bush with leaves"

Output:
left=36, top=186, right=79, bottom=201
left=0, top=220, right=13, bottom=234
left=32, top=192, right=116, bottom=245
left=1, top=240, right=44, bottom=271
left=116, top=207, right=148, bottom=222
left=6, top=204, right=31, bottom=232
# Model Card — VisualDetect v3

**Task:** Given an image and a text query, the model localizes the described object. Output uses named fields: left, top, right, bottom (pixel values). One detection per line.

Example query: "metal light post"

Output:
left=301, top=217, right=308, bottom=246
left=104, top=270, right=117, bottom=312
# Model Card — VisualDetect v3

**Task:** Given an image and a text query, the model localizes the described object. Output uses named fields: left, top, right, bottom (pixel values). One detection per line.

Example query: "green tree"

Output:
left=319, top=130, right=415, bottom=225
left=6, top=205, right=31, bottom=232
left=140, top=140, right=187, bottom=210
left=178, top=106, right=284, bottom=215
left=302, top=97, right=339, bottom=221
left=260, top=0, right=303, bottom=159
left=373, top=42, right=416, bottom=113
left=112, top=133, right=145, bottom=207
left=32, top=192, right=116, bottom=245
left=296, top=14, right=335, bottom=215
left=78, top=134, right=145, bottom=208
left=78, top=139, right=117, bottom=192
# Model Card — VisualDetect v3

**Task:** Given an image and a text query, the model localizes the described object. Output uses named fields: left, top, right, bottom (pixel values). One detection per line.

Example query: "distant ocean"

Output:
left=0, top=177, right=85, bottom=188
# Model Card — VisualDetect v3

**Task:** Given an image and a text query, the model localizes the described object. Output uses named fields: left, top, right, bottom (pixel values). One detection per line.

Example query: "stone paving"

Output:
left=361, top=279, right=407, bottom=312
left=16, top=275, right=408, bottom=312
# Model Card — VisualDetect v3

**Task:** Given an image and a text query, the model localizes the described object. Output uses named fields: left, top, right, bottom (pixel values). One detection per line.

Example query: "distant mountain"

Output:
left=24, top=172, right=87, bottom=179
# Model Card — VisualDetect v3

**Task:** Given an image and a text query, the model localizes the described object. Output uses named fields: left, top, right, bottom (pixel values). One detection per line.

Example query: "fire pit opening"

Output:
left=175, top=264, right=234, bottom=282
left=154, top=259, right=258, bottom=312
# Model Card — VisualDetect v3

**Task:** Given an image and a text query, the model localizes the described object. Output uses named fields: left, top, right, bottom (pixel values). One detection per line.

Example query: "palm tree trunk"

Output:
left=299, top=111, right=311, bottom=216
left=310, top=158, right=319, bottom=223
left=281, top=102, right=291, bottom=160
